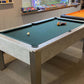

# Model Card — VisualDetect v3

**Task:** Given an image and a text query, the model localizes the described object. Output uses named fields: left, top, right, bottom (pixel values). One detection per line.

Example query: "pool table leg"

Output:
left=30, top=52, right=41, bottom=84
left=0, top=50, right=5, bottom=70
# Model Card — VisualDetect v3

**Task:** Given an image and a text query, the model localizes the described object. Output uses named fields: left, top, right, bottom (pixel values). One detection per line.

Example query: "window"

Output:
left=32, top=0, right=69, bottom=7
left=22, top=0, right=80, bottom=8
left=22, top=0, right=80, bottom=14
left=22, top=0, right=32, bottom=8
left=40, top=0, right=68, bottom=5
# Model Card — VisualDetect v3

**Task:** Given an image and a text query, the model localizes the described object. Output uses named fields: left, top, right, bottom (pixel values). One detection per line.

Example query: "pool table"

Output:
left=61, top=10, right=84, bottom=20
left=0, top=17, right=84, bottom=84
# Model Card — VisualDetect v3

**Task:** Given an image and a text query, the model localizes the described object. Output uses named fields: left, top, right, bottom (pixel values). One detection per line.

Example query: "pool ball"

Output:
left=57, top=22, right=61, bottom=26
left=61, top=22, right=66, bottom=25
left=27, top=32, right=30, bottom=36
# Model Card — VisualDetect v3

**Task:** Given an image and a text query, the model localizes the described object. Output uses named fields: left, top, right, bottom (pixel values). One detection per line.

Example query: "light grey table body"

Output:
left=0, top=19, right=84, bottom=84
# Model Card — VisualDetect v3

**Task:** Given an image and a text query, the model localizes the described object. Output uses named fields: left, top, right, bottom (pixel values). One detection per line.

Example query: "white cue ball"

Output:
left=27, top=32, right=30, bottom=36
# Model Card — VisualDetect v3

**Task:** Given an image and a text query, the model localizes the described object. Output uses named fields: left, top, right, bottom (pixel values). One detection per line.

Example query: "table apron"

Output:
left=39, top=27, right=84, bottom=64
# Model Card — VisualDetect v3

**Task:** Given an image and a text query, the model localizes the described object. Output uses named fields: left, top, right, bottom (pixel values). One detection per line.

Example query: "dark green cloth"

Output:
left=2, top=19, right=83, bottom=47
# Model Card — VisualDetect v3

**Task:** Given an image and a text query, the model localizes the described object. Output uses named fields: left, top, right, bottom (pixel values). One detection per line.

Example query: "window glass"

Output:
left=40, top=0, right=68, bottom=5
left=33, top=0, right=68, bottom=7
left=22, top=0, right=31, bottom=8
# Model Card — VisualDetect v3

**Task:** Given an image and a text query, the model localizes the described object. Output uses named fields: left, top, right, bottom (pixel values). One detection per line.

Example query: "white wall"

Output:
left=0, top=0, right=81, bottom=30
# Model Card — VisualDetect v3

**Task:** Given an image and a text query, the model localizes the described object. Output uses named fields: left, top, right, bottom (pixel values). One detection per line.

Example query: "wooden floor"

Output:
left=0, top=41, right=84, bottom=84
